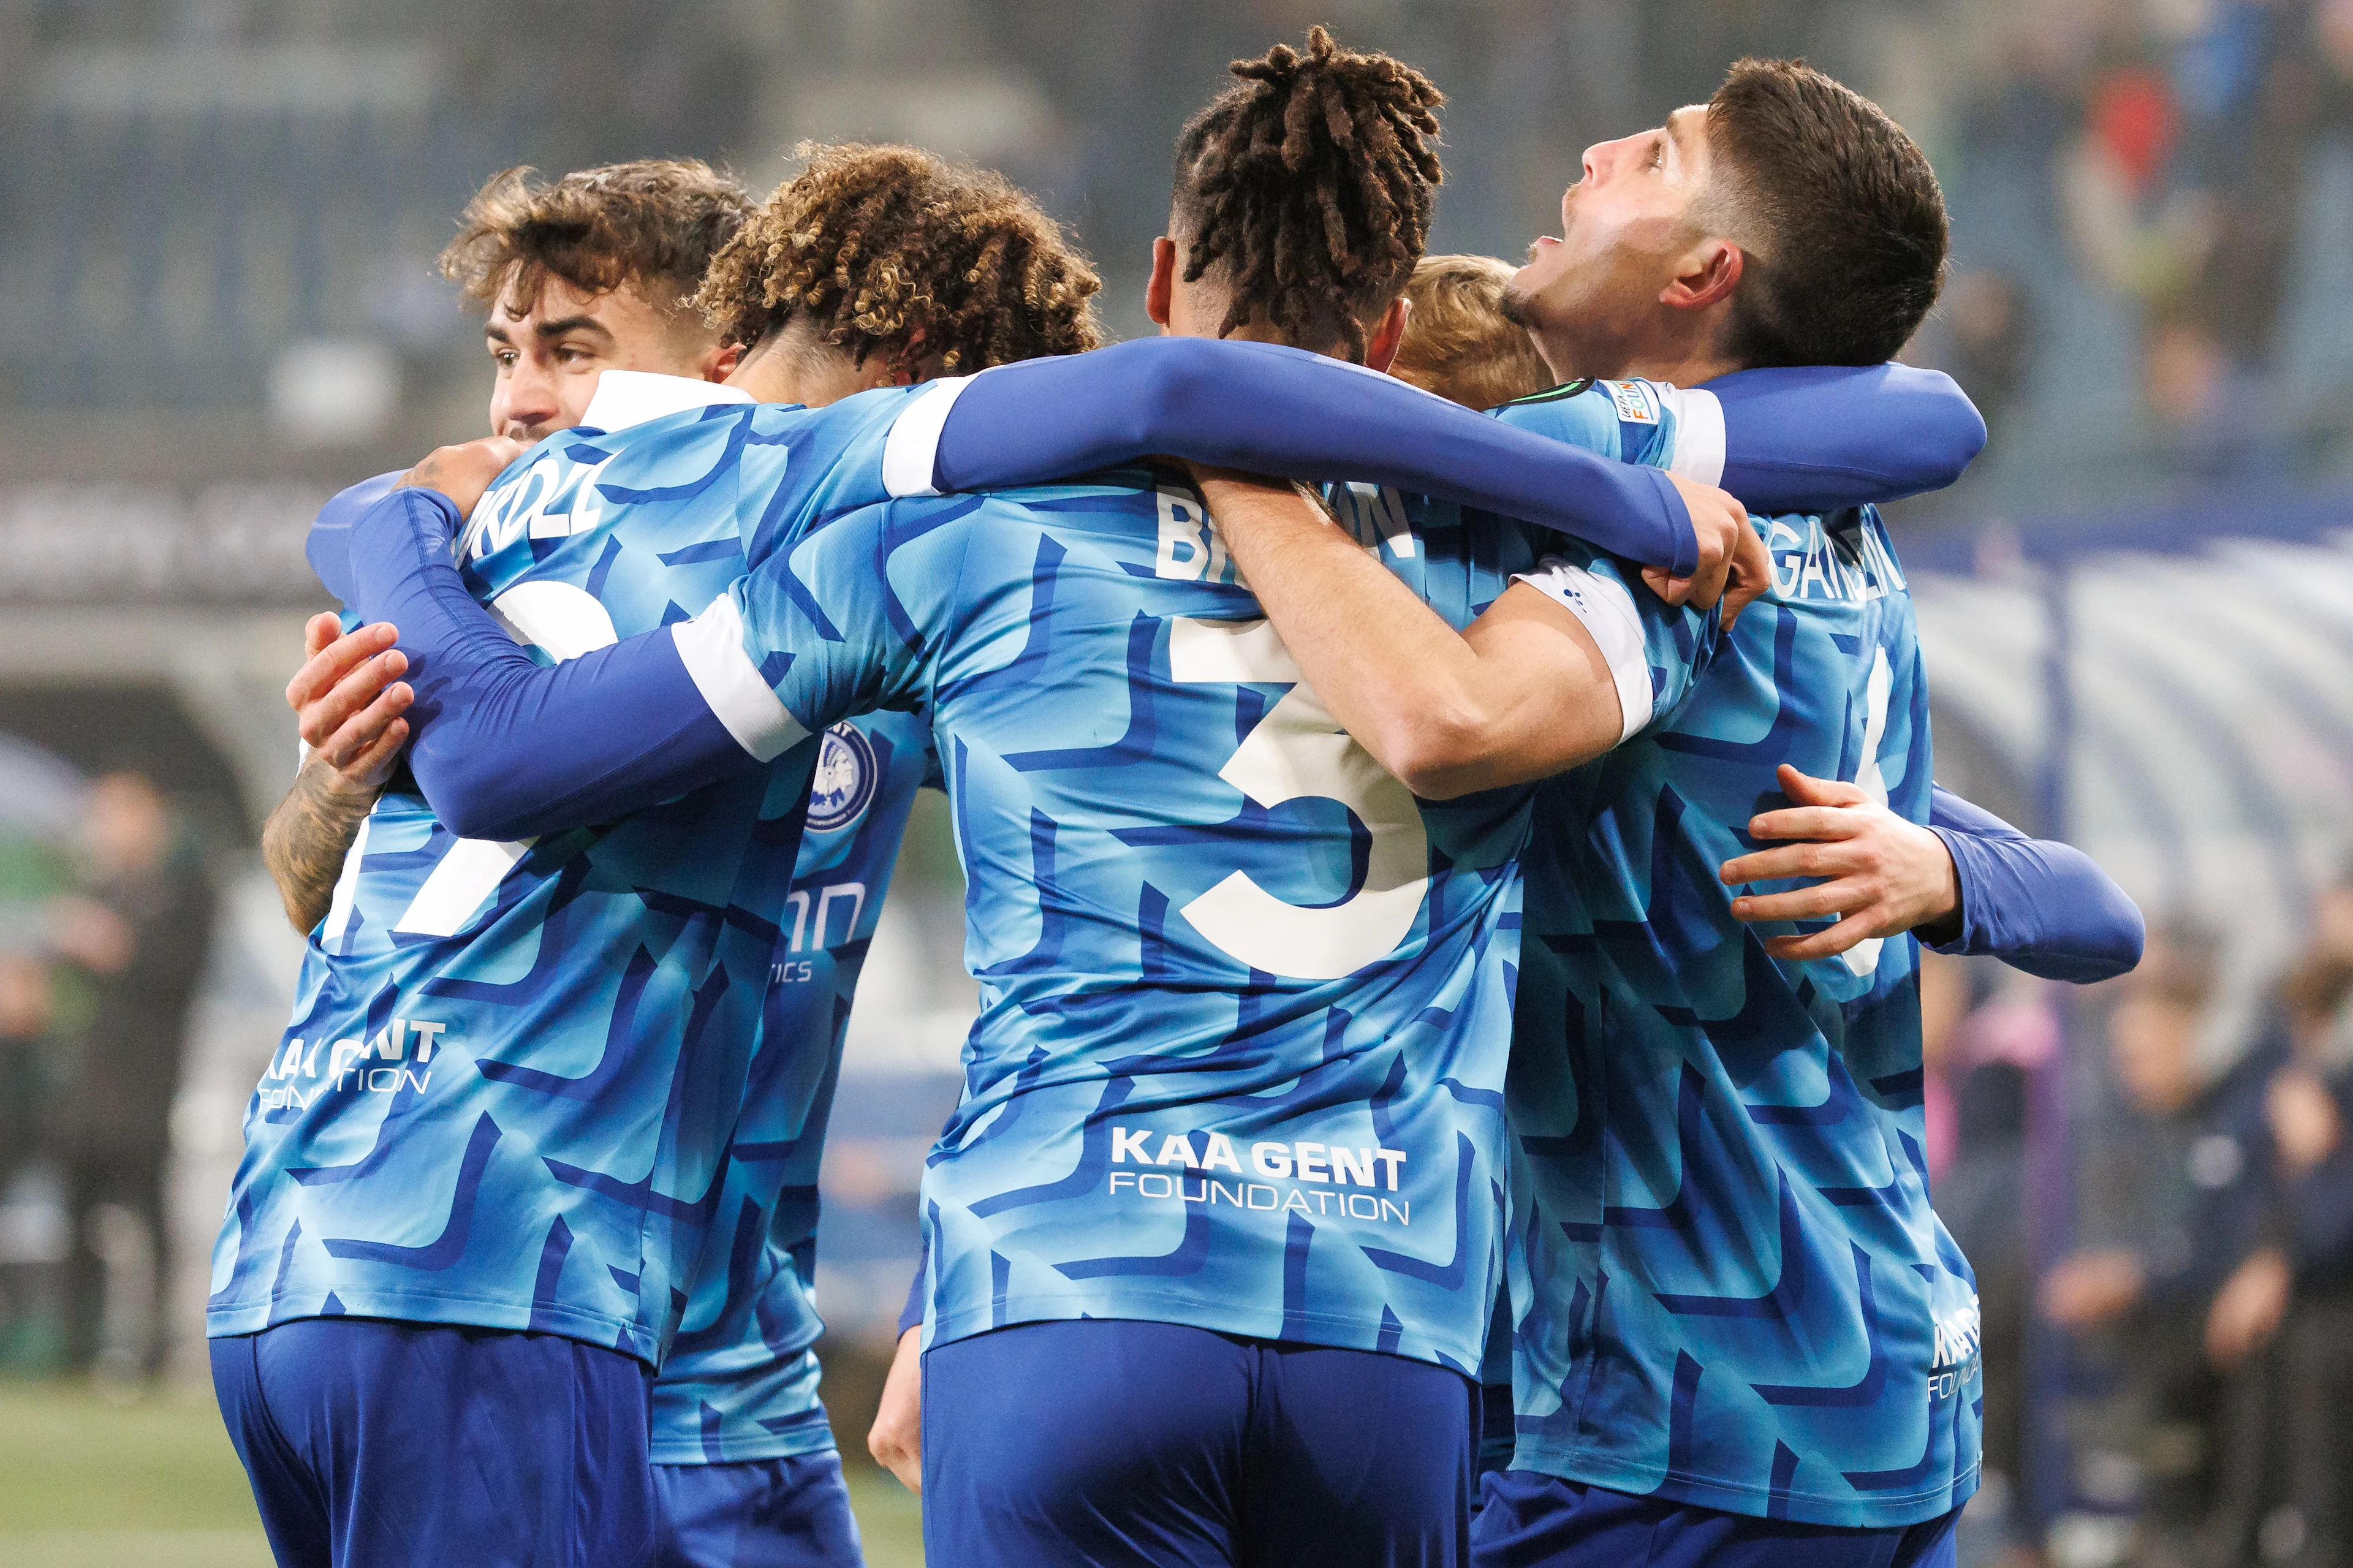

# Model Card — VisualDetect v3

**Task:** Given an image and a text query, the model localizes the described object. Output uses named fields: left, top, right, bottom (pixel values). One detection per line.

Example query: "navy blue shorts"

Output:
left=1472, top=1469, right=1961, bottom=1568
left=651, top=1450, right=863, bottom=1568
left=210, top=1319, right=657, bottom=1568
left=923, top=1318, right=1478, bottom=1568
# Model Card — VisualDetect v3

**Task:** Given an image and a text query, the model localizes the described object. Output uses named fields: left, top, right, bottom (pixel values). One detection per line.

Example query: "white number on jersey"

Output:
left=1167, top=616, right=1430, bottom=980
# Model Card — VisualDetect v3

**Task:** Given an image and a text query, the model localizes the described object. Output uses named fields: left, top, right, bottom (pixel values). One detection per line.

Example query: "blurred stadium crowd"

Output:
left=0, top=3, right=2348, bottom=1566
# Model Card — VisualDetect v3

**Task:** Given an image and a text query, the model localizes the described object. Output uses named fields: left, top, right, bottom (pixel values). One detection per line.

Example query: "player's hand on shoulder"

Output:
left=290, top=612, right=412, bottom=793
left=1719, top=763, right=1960, bottom=960
left=1647, top=475, right=1767, bottom=629
left=398, top=434, right=526, bottom=520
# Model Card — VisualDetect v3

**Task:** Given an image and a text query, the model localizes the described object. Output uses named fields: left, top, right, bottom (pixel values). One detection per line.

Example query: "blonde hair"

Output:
left=1390, top=254, right=1554, bottom=409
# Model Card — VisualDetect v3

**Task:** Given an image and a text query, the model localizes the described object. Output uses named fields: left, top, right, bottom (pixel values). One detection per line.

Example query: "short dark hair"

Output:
left=1705, top=59, right=1947, bottom=368
left=696, top=142, right=1103, bottom=374
left=438, top=159, right=754, bottom=320
left=1171, top=27, right=1444, bottom=362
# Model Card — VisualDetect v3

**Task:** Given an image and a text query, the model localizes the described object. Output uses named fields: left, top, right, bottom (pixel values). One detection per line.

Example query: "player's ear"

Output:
left=1661, top=238, right=1743, bottom=312
left=1364, top=295, right=1411, bottom=375
left=1146, top=237, right=1178, bottom=330
left=705, top=341, right=746, bottom=384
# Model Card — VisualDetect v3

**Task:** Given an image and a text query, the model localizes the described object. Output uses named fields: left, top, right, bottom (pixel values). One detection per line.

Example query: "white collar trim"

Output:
left=580, top=370, right=752, bottom=434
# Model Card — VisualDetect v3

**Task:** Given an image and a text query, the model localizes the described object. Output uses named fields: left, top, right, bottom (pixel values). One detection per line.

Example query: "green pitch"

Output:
left=0, top=1379, right=923, bottom=1566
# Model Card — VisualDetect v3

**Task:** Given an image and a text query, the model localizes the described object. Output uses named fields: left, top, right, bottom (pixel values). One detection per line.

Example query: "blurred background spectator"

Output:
left=47, top=773, right=216, bottom=1384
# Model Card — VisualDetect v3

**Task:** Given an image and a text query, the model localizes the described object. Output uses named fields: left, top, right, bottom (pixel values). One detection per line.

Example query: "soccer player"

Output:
left=322, top=33, right=2025, bottom=1568
left=1170, top=57, right=2142, bottom=1568
left=262, top=161, right=754, bottom=937
left=209, top=145, right=1104, bottom=1568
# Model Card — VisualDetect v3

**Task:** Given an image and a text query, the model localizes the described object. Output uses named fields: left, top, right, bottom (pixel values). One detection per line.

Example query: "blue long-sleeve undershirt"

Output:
left=1924, top=786, right=2145, bottom=982
left=343, top=340, right=1987, bottom=845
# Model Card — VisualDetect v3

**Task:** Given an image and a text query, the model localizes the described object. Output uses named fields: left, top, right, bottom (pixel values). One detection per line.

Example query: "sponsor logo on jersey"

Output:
left=1603, top=379, right=1660, bottom=425
left=1931, top=1295, right=1982, bottom=1369
left=256, top=1015, right=451, bottom=1110
left=806, top=723, right=879, bottom=833
left=1107, top=1124, right=1415, bottom=1225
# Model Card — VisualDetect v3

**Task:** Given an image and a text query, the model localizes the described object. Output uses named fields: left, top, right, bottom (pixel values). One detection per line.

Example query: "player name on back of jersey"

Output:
left=1763, top=510, right=1908, bottom=604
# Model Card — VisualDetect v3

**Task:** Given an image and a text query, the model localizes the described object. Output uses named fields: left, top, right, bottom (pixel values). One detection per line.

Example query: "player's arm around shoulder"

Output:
left=1189, top=466, right=1729, bottom=801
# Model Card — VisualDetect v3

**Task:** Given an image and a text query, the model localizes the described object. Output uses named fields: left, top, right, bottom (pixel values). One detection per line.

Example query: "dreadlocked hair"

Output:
left=696, top=142, right=1103, bottom=373
left=1172, top=26, right=1444, bottom=361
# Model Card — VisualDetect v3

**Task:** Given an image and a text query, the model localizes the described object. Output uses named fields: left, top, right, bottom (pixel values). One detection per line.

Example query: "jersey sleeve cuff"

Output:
left=1660, top=385, right=1726, bottom=488
left=881, top=374, right=979, bottom=498
left=670, top=595, right=810, bottom=762
left=1512, top=557, right=1653, bottom=743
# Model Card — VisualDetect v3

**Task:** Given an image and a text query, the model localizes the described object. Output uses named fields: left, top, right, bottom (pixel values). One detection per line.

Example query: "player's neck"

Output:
left=1544, top=306, right=1741, bottom=389
left=1612, top=345, right=1742, bottom=388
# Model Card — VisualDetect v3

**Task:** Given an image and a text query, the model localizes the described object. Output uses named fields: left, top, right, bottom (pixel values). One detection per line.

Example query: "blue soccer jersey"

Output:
left=652, top=711, right=940, bottom=1464
left=1503, top=507, right=1978, bottom=1529
left=206, top=376, right=925, bottom=1358
left=699, top=468, right=1705, bottom=1376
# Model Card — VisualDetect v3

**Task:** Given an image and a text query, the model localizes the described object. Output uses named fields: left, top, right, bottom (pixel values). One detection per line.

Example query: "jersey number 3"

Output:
left=1169, top=617, right=1430, bottom=981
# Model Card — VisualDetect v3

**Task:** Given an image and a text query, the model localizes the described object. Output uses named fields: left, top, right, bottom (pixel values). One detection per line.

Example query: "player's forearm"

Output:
left=922, top=336, right=1700, bottom=576
left=260, top=761, right=377, bottom=933
left=346, top=487, right=764, bottom=839
left=1925, top=786, right=2145, bottom=982
left=1708, top=363, right=1986, bottom=509
left=1201, top=479, right=1613, bottom=800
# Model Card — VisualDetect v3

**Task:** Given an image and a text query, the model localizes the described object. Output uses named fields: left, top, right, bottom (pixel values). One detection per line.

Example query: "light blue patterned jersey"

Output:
left=652, top=711, right=939, bottom=1464
left=704, top=461, right=1706, bottom=1376
left=1489, top=376, right=1692, bottom=470
left=1504, top=507, right=1978, bottom=1528
left=207, top=377, right=926, bottom=1358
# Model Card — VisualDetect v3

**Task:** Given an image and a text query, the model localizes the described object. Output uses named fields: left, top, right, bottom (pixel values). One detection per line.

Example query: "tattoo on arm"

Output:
left=262, top=759, right=378, bottom=933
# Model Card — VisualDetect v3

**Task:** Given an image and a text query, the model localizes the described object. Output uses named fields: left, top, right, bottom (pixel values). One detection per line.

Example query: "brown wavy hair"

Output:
left=1171, top=27, right=1445, bottom=361
left=438, top=159, right=754, bottom=318
left=696, top=142, right=1104, bottom=373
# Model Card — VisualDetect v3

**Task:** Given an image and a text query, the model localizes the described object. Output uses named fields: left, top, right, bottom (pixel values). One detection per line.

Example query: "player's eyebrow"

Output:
left=1664, top=107, right=1700, bottom=169
left=531, top=314, right=613, bottom=343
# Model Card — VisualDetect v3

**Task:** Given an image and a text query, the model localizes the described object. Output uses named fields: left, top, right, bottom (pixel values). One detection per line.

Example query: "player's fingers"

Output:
left=302, top=612, right=344, bottom=661
left=1731, top=880, right=1871, bottom=924
left=1681, top=548, right=1731, bottom=613
left=1642, top=566, right=1692, bottom=607
left=1763, top=911, right=1884, bottom=961
left=287, top=623, right=398, bottom=708
left=308, top=671, right=411, bottom=759
left=1718, top=839, right=1862, bottom=886
left=315, top=685, right=412, bottom=770
left=301, top=650, right=409, bottom=744
left=1776, top=763, right=1869, bottom=808
left=338, top=718, right=410, bottom=784
left=1739, top=806, right=1867, bottom=844
left=1719, top=526, right=1772, bottom=631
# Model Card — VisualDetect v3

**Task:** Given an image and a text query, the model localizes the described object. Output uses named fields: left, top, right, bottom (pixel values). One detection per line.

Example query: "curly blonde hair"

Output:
left=697, top=142, right=1104, bottom=372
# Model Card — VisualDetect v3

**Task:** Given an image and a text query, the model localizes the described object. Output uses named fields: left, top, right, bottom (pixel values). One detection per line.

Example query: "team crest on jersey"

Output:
left=1602, top=379, right=1659, bottom=425
left=806, top=723, right=878, bottom=833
